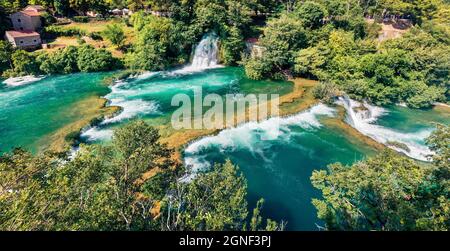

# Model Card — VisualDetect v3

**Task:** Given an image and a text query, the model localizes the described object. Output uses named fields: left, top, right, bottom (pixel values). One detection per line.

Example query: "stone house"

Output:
left=5, top=30, right=42, bottom=49
left=5, top=5, right=44, bottom=49
left=10, top=5, right=45, bottom=31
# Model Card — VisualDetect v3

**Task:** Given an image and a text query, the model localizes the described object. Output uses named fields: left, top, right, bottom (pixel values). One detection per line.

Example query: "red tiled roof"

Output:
left=21, top=10, right=41, bottom=16
left=5, top=30, right=40, bottom=38
left=24, top=5, right=45, bottom=12
left=246, top=38, right=259, bottom=43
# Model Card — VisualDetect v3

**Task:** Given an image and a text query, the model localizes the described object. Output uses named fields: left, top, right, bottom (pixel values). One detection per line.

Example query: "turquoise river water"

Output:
left=1, top=66, right=448, bottom=230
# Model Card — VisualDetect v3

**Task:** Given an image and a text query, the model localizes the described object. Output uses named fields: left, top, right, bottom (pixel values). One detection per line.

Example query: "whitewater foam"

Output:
left=337, top=96, right=433, bottom=161
left=183, top=104, right=336, bottom=175
left=3, top=75, right=44, bottom=87
left=101, top=98, right=160, bottom=124
left=81, top=127, right=114, bottom=142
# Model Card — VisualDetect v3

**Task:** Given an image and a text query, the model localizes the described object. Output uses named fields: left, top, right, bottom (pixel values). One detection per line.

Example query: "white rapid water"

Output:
left=2, top=75, right=44, bottom=87
left=172, top=33, right=222, bottom=74
left=337, top=96, right=433, bottom=161
left=80, top=79, right=161, bottom=142
left=183, top=104, right=336, bottom=179
left=81, top=127, right=114, bottom=141
left=101, top=98, right=160, bottom=125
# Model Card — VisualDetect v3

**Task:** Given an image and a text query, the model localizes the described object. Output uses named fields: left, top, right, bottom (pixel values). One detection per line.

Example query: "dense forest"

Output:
left=1, top=0, right=449, bottom=107
left=0, top=0, right=449, bottom=231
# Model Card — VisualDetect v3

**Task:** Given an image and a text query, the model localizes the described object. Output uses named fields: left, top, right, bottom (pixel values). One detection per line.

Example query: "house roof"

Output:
left=24, top=5, right=45, bottom=12
left=246, top=38, right=259, bottom=44
left=5, top=30, right=40, bottom=38
left=21, top=10, right=42, bottom=17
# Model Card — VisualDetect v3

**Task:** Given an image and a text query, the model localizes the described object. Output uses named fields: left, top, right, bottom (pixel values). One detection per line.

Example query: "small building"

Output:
left=10, top=5, right=45, bottom=31
left=111, top=9, right=123, bottom=16
left=5, top=30, right=42, bottom=49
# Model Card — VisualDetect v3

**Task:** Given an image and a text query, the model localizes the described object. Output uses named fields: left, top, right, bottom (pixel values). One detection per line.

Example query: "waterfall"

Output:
left=174, top=33, right=221, bottom=74
left=191, top=33, right=219, bottom=68
left=337, top=96, right=433, bottom=161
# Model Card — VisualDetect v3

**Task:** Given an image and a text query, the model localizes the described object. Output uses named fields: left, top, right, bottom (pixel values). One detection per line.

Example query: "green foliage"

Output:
left=244, top=14, right=307, bottom=80
left=0, top=121, right=174, bottom=230
left=311, top=81, right=341, bottom=104
left=77, top=45, right=122, bottom=72
left=69, top=0, right=109, bottom=15
left=40, top=12, right=56, bottom=26
left=38, top=46, right=79, bottom=74
left=311, top=124, right=450, bottom=231
left=161, top=160, right=248, bottom=230
left=0, top=40, right=13, bottom=75
left=220, top=26, right=245, bottom=65
left=103, top=23, right=125, bottom=47
left=43, top=25, right=87, bottom=38
left=89, top=31, right=103, bottom=40
left=54, top=0, right=70, bottom=16
left=72, top=16, right=89, bottom=23
left=3, top=50, right=39, bottom=77
left=294, top=1, right=326, bottom=29
left=0, top=120, right=280, bottom=231
left=426, top=123, right=449, bottom=169
left=160, top=158, right=283, bottom=231
left=293, top=25, right=449, bottom=107
left=126, top=16, right=188, bottom=70
left=37, top=45, right=122, bottom=74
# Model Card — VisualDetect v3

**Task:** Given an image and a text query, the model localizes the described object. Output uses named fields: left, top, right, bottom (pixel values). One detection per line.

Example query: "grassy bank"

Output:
left=38, top=96, right=121, bottom=152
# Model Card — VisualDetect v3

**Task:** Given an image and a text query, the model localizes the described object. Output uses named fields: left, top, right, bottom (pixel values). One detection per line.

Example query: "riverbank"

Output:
left=38, top=97, right=121, bottom=152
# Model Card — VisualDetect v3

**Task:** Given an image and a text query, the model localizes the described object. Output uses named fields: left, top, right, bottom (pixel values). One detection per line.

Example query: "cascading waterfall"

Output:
left=190, top=32, right=219, bottom=68
left=174, top=33, right=221, bottom=73
left=337, top=96, right=433, bottom=161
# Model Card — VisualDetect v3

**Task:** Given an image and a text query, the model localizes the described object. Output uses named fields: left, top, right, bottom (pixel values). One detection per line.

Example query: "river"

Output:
left=1, top=34, right=448, bottom=230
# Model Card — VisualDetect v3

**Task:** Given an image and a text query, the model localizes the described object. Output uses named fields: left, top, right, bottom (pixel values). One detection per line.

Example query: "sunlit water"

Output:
left=1, top=33, right=448, bottom=230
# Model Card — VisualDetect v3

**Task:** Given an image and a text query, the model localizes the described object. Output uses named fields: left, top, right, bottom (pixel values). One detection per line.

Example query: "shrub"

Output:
left=89, top=32, right=103, bottom=41
left=43, top=26, right=86, bottom=38
left=312, top=82, right=341, bottom=104
left=41, top=12, right=57, bottom=26
left=72, top=16, right=89, bottom=23
left=102, top=24, right=125, bottom=47
left=77, top=45, right=122, bottom=72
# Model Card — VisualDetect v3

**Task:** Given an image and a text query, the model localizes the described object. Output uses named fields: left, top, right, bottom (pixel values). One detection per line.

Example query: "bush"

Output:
left=7, top=50, right=40, bottom=77
left=41, top=12, right=57, bottom=26
left=43, top=26, right=86, bottom=38
left=89, top=32, right=103, bottom=41
left=72, top=16, right=89, bottom=23
left=102, top=24, right=125, bottom=47
left=37, top=45, right=122, bottom=75
left=77, top=45, right=122, bottom=72
left=243, top=58, right=270, bottom=80
left=312, top=82, right=341, bottom=104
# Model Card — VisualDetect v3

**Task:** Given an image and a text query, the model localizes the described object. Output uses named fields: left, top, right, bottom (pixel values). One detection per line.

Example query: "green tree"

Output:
left=54, top=0, right=70, bottom=16
left=38, top=46, right=79, bottom=74
left=6, top=50, right=40, bottom=77
left=311, top=126, right=450, bottom=231
left=162, top=160, right=248, bottom=230
left=77, top=45, right=121, bottom=72
left=244, top=14, right=307, bottom=80
left=0, top=120, right=175, bottom=230
left=103, top=23, right=126, bottom=48
left=0, top=40, right=13, bottom=74
left=294, top=1, right=326, bottom=29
